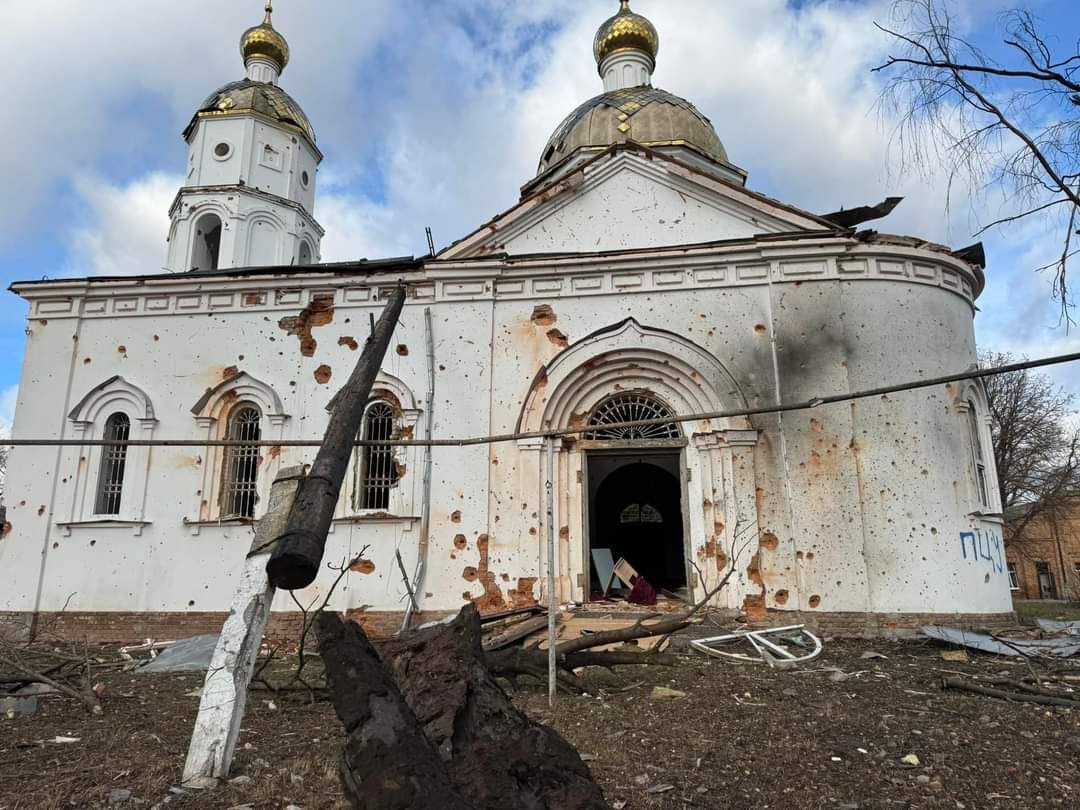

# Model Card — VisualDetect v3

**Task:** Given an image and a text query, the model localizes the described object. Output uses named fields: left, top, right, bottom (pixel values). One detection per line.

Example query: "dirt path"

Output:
left=1, top=639, right=1077, bottom=809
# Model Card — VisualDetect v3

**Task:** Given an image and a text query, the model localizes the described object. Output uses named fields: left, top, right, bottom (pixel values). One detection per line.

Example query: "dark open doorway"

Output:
left=587, top=451, right=687, bottom=596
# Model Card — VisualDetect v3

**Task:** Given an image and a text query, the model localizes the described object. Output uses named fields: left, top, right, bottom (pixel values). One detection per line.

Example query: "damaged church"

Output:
left=1, top=1, right=1011, bottom=641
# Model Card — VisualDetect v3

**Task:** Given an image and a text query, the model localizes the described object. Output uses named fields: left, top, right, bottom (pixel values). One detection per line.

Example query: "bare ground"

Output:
left=1, top=638, right=1078, bottom=809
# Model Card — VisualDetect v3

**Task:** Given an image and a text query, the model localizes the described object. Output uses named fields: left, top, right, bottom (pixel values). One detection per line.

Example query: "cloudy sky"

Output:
left=0, top=0, right=1077, bottom=438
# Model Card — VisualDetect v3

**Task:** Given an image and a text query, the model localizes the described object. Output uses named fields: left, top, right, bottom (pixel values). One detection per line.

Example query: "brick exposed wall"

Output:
left=1006, top=502, right=1080, bottom=601
left=1, top=608, right=1014, bottom=644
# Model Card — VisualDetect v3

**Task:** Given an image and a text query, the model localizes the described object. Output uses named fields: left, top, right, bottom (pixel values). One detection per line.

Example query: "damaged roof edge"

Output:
left=7, top=256, right=423, bottom=291
left=8, top=230, right=986, bottom=294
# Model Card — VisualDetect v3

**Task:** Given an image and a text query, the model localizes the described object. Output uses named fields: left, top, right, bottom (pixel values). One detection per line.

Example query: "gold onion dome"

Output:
left=241, top=2, right=290, bottom=73
left=593, top=0, right=659, bottom=69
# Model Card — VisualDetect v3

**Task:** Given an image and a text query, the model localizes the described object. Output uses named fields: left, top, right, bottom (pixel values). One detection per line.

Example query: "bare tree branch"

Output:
left=876, top=1, right=1080, bottom=323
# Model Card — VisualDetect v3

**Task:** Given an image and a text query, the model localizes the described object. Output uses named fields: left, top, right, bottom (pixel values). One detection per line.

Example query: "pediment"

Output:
left=442, top=145, right=834, bottom=259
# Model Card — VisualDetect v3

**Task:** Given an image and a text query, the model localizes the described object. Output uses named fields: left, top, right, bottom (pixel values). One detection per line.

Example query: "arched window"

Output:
left=94, top=413, right=131, bottom=515
left=967, top=400, right=990, bottom=508
left=191, top=213, right=222, bottom=273
left=585, top=393, right=680, bottom=441
left=620, top=503, right=664, bottom=524
left=298, top=241, right=313, bottom=266
left=354, top=400, right=399, bottom=511
left=220, top=405, right=262, bottom=519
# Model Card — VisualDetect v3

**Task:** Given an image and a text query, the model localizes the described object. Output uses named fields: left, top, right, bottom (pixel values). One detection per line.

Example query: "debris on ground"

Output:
left=922, top=625, right=1080, bottom=658
left=689, top=624, right=823, bottom=667
left=5, top=637, right=1080, bottom=807
left=140, top=635, right=220, bottom=673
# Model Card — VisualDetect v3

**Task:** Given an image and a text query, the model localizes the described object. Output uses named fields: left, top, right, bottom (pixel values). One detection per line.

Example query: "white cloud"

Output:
left=0, top=385, right=17, bottom=439
left=66, top=173, right=181, bottom=277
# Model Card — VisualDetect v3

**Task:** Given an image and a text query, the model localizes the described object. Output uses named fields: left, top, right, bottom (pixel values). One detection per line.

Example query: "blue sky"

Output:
left=0, top=0, right=1077, bottom=436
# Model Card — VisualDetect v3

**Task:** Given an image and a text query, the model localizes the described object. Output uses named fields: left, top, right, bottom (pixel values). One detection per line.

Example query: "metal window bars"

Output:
left=585, top=393, right=680, bottom=440
left=94, top=413, right=131, bottom=515
left=221, top=406, right=262, bottom=519
left=355, top=401, right=399, bottom=511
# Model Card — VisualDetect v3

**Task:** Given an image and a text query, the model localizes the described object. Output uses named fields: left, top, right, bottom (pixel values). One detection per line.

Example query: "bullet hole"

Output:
left=223, top=366, right=239, bottom=381
left=396, top=344, right=409, bottom=356
left=350, top=558, right=376, bottom=575
left=90, top=540, right=96, bottom=547
left=463, top=566, right=479, bottom=582
left=117, top=345, right=127, bottom=356
left=451, top=511, right=462, bottom=523
left=454, top=534, right=468, bottom=550
left=188, top=600, right=196, bottom=607
left=808, top=595, right=822, bottom=609
left=83, top=357, right=92, bottom=365
left=338, top=336, right=358, bottom=351
left=806, top=552, right=816, bottom=561
left=775, top=589, right=789, bottom=605
left=754, top=324, right=768, bottom=336
left=314, top=365, right=332, bottom=385
left=760, top=532, right=779, bottom=551
left=37, top=505, right=45, bottom=516
left=153, top=335, right=159, bottom=341
left=3, top=521, right=14, bottom=539
left=52, top=543, right=59, bottom=549
left=546, top=329, right=569, bottom=348
left=531, top=304, right=557, bottom=326
left=796, top=551, right=805, bottom=560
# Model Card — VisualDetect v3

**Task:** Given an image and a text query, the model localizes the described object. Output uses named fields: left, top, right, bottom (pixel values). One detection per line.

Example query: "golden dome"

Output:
left=537, top=87, right=727, bottom=176
left=593, top=0, right=659, bottom=70
left=241, top=2, right=290, bottom=73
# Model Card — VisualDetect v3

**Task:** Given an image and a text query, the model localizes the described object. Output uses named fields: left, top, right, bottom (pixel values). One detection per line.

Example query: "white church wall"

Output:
left=3, top=238, right=1008, bottom=630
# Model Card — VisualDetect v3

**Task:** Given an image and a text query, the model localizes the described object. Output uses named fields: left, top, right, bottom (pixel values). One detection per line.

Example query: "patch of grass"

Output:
left=1014, top=600, right=1080, bottom=623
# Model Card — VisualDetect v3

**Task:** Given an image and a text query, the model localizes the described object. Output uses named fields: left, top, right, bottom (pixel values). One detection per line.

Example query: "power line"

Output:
left=2, top=351, right=1079, bottom=450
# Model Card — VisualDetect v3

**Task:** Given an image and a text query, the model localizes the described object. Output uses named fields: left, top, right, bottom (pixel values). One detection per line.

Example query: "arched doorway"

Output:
left=583, top=392, right=688, bottom=599
left=590, top=459, right=686, bottom=594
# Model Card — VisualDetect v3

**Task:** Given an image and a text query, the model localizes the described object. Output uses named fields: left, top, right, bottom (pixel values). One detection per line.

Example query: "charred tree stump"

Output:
left=380, top=605, right=608, bottom=810
left=316, top=613, right=470, bottom=810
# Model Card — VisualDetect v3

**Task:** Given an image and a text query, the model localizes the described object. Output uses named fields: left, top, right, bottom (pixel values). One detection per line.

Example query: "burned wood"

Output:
left=268, top=287, right=406, bottom=590
left=316, top=613, right=470, bottom=810
left=379, top=605, right=607, bottom=809
left=941, top=676, right=1080, bottom=708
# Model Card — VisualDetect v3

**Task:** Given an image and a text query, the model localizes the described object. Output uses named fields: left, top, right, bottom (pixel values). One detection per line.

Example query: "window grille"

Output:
left=620, top=503, right=664, bottom=524
left=354, top=401, right=399, bottom=511
left=966, top=402, right=990, bottom=507
left=585, top=394, right=680, bottom=440
left=221, top=405, right=262, bottom=519
left=94, top=413, right=130, bottom=515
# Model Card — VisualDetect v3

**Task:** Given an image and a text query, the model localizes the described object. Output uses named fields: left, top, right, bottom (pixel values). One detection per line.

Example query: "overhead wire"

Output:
left=2, top=351, right=1078, bottom=449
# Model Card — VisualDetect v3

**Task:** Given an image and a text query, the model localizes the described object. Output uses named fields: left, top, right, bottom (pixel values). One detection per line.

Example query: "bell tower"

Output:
left=166, top=3, right=323, bottom=273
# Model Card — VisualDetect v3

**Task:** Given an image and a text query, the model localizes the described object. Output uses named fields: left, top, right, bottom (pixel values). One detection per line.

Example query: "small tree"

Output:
left=981, top=352, right=1080, bottom=555
left=875, top=0, right=1080, bottom=318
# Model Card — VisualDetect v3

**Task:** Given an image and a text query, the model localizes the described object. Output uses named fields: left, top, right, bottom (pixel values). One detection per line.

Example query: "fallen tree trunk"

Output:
left=316, top=613, right=470, bottom=810
left=380, top=605, right=608, bottom=810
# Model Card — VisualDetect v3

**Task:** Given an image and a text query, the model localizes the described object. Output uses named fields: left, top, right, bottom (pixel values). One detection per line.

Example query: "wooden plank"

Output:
left=481, top=615, right=551, bottom=652
left=182, top=466, right=305, bottom=787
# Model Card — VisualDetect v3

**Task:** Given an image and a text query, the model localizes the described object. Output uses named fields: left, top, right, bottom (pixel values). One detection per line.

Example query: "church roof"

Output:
left=184, top=79, right=315, bottom=145
left=537, top=86, right=728, bottom=176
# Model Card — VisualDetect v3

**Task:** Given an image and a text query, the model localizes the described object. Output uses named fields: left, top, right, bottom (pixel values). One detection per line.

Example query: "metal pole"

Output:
left=545, top=437, right=557, bottom=706
left=403, top=306, right=436, bottom=631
